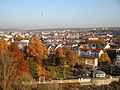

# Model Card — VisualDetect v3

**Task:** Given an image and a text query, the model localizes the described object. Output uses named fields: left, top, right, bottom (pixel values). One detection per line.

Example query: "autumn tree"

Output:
left=8, top=43, right=29, bottom=76
left=100, top=53, right=111, bottom=63
left=55, top=47, right=65, bottom=65
left=66, top=50, right=79, bottom=66
left=56, top=47, right=65, bottom=58
left=55, top=47, right=79, bottom=66
left=0, top=51, right=17, bottom=90
left=35, top=63, right=48, bottom=77
left=26, top=40, right=48, bottom=64
left=30, top=36, right=40, bottom=41
left=86, top=37, right=105, bottom=44
left=62, top=47, right=79, bottom=66
left=46, top=66, right=63, bottom=79
left=0, top=40, right=8, bottom=54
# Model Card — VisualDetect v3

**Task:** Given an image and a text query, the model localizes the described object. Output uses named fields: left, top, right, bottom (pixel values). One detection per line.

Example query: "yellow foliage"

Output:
left=108, top=43, right=116, bottom=46
left=100, top=53, right=111, bottom=63
left=35, top=63, right=47, bottom=76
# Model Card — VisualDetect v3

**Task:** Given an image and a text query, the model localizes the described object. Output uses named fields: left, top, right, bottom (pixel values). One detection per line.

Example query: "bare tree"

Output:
left=0, top=52, right=17, bottom=90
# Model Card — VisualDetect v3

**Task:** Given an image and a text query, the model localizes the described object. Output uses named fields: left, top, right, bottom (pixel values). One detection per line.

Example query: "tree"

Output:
left=27, top=58, right=38, bottom=80
left=0, top=51, right=17, bottom=90
left=55, top=47, right=65, bottom=65
left=100, top=53, right=111, bottom=63
left=35, top=63, right=48, bottom=77
left=86, top=37, right=105, bottom=44
left=27, top=57, right=48, bottom=80
left=30, top=36, right=40, bottom=41
left=47, top=66, right=62, bottom=79
left=56, top=47, right=65, bottom=58
left=106, top=50, right=116, bottom=62
left=8, top=43, right=29, bottom=76
left=67, top=50, right=79, bottom=66
left=61, top=57, right=69, bottom=78
left=55, top=47, right=79, bottom=66
left=26, top=40, right=48, bottom=64
left=62, top=47, right=79, bottom=66
left=0, top=40, right=8, bottom=54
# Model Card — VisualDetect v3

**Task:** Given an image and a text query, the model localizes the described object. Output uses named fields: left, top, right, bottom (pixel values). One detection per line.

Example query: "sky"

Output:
left=0, top=0, right=120, bottom=29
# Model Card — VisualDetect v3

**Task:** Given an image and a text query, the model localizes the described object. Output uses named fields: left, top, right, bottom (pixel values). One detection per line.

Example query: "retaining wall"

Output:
left=22, top=76, right=119, bottom=86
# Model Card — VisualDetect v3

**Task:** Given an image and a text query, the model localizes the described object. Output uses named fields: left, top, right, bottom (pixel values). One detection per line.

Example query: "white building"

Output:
left=85, top=58, right=98, bottom=68
left=104, top=44, right=110, bottom=49
left=18, top=40, right=29, bottom=51
left=93, top=70, right=106, bottom=78
left=88, top=38, right=98, bottom=40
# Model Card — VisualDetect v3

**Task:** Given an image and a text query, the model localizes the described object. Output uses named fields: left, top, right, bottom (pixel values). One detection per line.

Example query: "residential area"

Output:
left=0, top=28, right=120, bottom=82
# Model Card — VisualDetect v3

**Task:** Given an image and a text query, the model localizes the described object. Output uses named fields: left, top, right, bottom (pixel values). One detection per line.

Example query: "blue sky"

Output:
left=0, top=0, right=120, bottom=29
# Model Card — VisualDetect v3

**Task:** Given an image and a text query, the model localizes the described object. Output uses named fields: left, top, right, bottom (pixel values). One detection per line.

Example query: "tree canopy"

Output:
left=100, top=53, right=111, bottom=63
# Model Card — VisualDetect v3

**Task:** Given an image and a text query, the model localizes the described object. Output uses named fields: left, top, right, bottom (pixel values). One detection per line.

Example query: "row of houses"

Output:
left=0, top=28, right=120, bottom=63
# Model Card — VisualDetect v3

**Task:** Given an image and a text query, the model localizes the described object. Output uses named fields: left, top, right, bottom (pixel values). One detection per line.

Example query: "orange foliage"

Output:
left=35, top=63, right=48, bottom=76
left=86, top=40, right=105, bottom=44
left=30, top=36, right=40, bottom=41
left=8, top=43, right=29, bottom=76
left=86, top=38, right=105, bottom=44
left=56, top=47, right=65, bottom=57
left=0, top=40, right=8, bottom=54
left=26, top=40, right=48, bottom=59
left=59, top=47, right=79, bottom=66
left=62, top=47, right=70, bottom=55
left=63, top=47, right=79, bottom=66
left=68, top=51, right=79, bottom=66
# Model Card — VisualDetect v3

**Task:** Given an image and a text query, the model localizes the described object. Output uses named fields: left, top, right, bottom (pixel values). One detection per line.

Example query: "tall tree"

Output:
left=8, top=43, right=29, bottom=76
left=26, top=40, right=48, bottom=64
left=62, top=47, right=79, bottom=66
left=0, top=51, right=17, bottom=90
left=55, top=47, right=65, bottom=65
left=55, top=47, right=79, bottom=66
left=27, top=58, right=38, bottom=80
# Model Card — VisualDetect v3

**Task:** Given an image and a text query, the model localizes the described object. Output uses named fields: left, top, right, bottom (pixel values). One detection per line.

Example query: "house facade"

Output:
left=93, top=70, right=106, bottom=78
